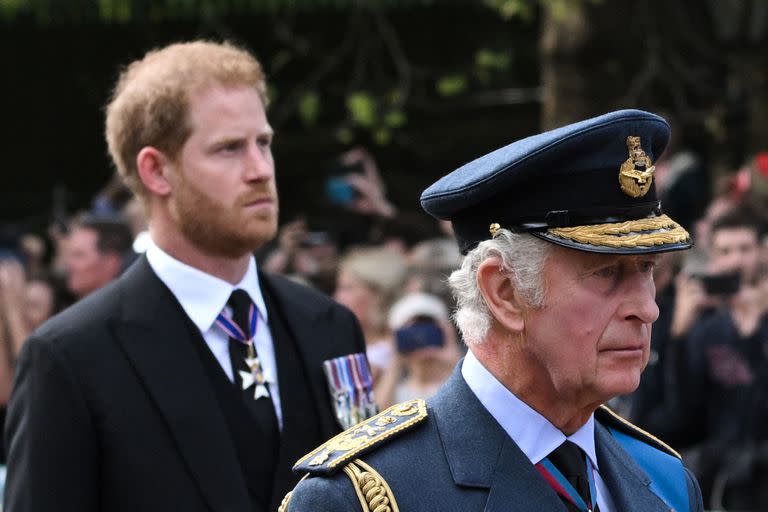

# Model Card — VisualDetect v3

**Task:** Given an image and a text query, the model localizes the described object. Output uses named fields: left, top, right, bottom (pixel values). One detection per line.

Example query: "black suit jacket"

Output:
left=4, top=256, right=366, bottom=512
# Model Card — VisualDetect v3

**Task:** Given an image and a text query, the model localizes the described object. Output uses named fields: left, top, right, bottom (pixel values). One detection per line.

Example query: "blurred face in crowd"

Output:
left=23, top=280, right=54, bottom=332
left=166, top=85, right=278, bottom=259
left=64, top=227, right=123, bottom=298
left=709, top=227, right=760, bottom=283
left=516, top=248, right=659, bottom=411
left=334, top=270, right=382, bottom=335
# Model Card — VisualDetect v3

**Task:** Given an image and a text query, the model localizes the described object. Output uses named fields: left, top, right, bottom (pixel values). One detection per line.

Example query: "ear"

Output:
left=476, top=256, right=525, bottom=333
left=136, top=147, right=173, bottom=197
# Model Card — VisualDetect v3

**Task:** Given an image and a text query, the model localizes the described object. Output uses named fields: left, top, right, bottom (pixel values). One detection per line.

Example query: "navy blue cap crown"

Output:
left=421, top=109, right=691, bottom=255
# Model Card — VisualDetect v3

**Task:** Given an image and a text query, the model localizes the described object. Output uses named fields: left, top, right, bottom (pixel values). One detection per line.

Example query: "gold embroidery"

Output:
left=619, top=136, right=655, bottom=198
left=343, top=459, right=400, bottom=512
left=296, top=399, right=427, bottom=470
left=547, top=214, right=690, bottom=248
left=375, top=416, right=397, bottom=427
left=390, top=402, right=419, bottom=416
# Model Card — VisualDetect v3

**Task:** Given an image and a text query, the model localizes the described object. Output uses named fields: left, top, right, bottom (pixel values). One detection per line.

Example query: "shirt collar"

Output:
left=145, top=238, right=269, bottom=334
left=461, top=350, right=598, bottom=469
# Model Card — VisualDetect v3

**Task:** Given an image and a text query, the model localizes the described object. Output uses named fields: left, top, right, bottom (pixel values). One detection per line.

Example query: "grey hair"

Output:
left=448, top=230, right=551, bottom=345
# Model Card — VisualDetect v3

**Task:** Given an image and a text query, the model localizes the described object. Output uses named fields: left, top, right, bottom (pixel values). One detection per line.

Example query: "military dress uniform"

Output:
left=282, top=110, right=703, bottom=512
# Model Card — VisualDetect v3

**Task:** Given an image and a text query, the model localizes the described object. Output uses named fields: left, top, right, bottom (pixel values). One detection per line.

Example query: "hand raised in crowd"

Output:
left=338, top=147, right=396, bottom=218
left=276, top=219, right=307, bottom=257
left=263, top=219, right=305, bottom=274
left=670, top=273, right=712, bottom=339
left=263, top=219, right=324, bottom=276
left=0, top=259, right=28, bottom=350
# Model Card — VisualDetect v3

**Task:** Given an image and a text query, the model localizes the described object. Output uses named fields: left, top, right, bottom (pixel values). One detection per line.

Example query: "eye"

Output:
left=595, top=265, right=619, bottom=279
left=219, top=140, right=244, bottom=153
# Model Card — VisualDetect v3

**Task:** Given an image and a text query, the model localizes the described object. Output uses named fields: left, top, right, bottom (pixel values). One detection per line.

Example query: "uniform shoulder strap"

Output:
left=598, top=405, right=689, bottom=512
left=293, top=399, right=427, bottom=475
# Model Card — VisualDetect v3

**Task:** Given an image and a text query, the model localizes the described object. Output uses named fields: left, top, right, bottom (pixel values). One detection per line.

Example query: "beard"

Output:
left=169, top=175, right=278, bottom=259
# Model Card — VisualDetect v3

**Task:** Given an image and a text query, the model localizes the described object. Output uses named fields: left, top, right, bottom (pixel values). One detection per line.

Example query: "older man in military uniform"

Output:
left=281, top=110, right=703, bottom=512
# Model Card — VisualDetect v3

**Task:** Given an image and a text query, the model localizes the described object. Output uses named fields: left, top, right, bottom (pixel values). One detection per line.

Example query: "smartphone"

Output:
left=325, top=176, right=359, bottom=206
left=325, top=160, right=364, bottom=206
left=695, top=272, right=741, bottom=295
left=395, top=322, right=444, bottom=353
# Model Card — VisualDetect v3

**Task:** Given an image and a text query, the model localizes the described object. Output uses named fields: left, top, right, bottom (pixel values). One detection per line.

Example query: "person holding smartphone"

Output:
left=374, top=292, right=460, bottom=407
left=676, top=205, right=768, bottom=509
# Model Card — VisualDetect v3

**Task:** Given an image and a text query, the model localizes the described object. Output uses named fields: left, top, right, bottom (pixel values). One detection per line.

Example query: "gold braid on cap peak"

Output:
left=343, top=459, right=400, bottom=512
left=547, top=214, right=690, bottom=248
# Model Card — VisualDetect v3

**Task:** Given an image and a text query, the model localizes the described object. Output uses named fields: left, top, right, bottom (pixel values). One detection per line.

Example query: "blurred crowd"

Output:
left=3, top=138, right=768, bottom=509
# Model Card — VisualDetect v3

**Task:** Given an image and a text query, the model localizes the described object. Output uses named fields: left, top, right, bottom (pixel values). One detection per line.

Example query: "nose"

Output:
left=620, top=274, right=660, bottom=324
left=243, top=142, right=274, bottom=182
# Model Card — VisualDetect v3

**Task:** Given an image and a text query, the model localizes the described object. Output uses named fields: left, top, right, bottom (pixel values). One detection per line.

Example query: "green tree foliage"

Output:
left=1, top=0, right=545, bottom=146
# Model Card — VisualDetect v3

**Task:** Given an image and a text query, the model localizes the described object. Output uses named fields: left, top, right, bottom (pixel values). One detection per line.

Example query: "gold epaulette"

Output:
left=597, top=404, right=681, bottom=459
left=293, top=399, right=427, bottom=475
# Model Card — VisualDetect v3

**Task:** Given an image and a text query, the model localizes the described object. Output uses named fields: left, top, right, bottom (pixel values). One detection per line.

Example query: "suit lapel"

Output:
left=112, top=258, right=251, bottom=512
left=430, top=368, right=566, bottom=511
left=258, top=272, right=340, bottom=437
left=595, top=422, right=672, bottom=511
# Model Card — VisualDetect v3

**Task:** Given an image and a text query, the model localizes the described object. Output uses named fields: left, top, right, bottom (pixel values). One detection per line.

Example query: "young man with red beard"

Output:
left=4, top=41, right=368, bottom=512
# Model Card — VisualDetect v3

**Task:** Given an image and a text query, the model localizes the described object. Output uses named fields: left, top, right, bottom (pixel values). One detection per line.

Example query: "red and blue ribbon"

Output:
left=215, top=302, right=257, bottom=345
left=535, top=453, right=598, bottom=512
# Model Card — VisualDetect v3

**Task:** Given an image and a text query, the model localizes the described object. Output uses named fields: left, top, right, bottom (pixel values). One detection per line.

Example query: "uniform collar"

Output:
left=462, top=350, right=599, bottom=469
left=145, top=238, right=269, bottom=334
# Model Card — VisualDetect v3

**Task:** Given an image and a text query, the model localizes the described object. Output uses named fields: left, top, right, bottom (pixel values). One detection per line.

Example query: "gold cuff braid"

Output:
left=343, top=459, right=400, bottom=512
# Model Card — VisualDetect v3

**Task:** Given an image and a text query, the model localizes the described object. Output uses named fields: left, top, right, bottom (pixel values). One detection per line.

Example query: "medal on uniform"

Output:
left=239, top=344, right=270, bottom=399
left=323, top=353, right=378, bottom=429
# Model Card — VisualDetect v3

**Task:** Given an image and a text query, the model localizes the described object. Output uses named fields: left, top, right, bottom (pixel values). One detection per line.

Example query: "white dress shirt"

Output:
left=146, top=239, right=283, bottom=429
left=462, top=350, right=616, bottom=511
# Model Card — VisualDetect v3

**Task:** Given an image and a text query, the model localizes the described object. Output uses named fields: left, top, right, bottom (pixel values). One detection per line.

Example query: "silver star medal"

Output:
left=239, top=355, right=270, bottom=399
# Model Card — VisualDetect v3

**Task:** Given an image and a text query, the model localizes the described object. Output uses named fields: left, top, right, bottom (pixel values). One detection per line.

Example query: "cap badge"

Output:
left=619, top=136, right=655, bottom=198
left=489, top=223, right=501, bottom=238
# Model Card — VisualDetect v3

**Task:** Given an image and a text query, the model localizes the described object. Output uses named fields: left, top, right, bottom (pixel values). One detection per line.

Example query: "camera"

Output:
left=694, top=272, right=741, bottom=296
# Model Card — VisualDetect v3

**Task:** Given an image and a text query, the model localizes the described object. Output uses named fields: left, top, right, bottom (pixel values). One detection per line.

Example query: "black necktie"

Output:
left=226, top=289, right=279, bottom=433
left=228, top=289, right=260, bottom=390
left=547, top=440, right=599, bottom=512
